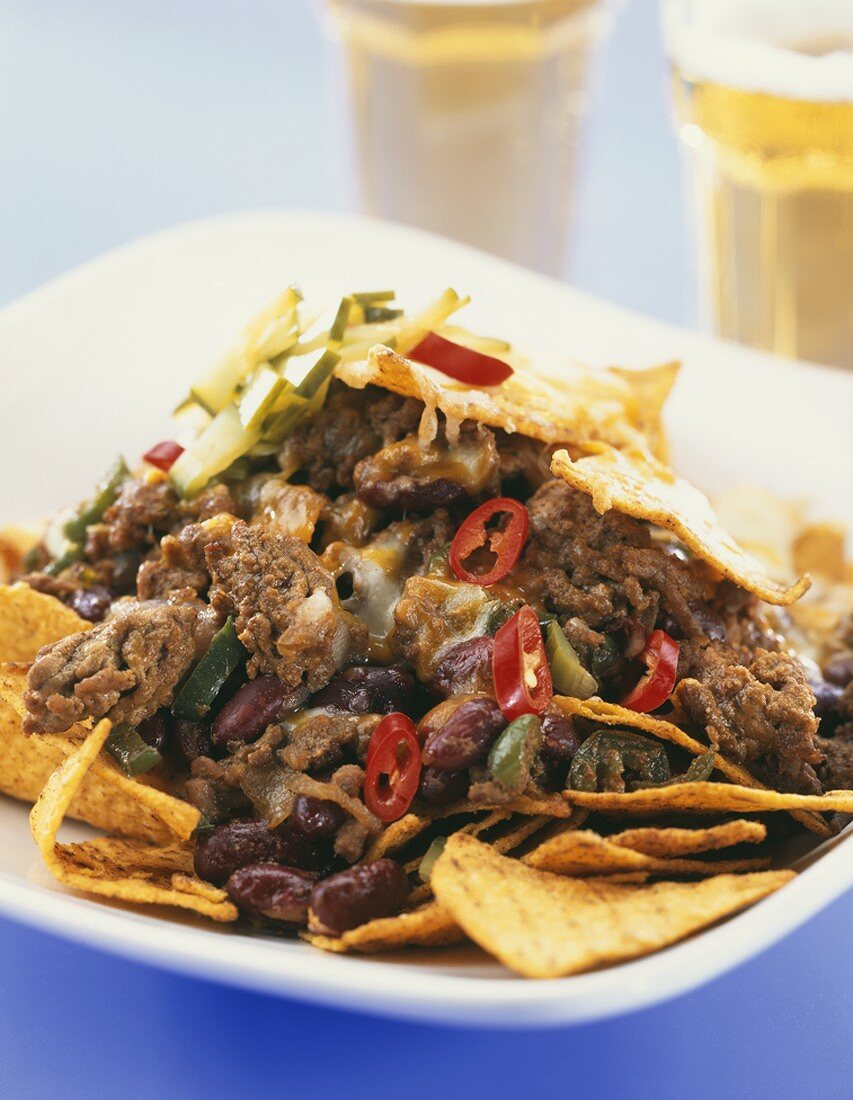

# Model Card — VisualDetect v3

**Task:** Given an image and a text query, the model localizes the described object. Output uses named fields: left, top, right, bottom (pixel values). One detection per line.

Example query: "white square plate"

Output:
left=0, top=211, right=851, bottom=1026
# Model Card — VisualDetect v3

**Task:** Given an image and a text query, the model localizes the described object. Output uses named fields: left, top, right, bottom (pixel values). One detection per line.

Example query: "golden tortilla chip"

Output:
left=305, top=901, right=464, bottom=955
left=0, top=527, right=41, bottom=585
left=431, top=834, right=793, bottom=978
left=29, top=719, right=236, bottom=922
left=561, top=781, right=853, bottom=816
left=433, top=795, right=575, bottom=819
left=551, top=446, right=809, bottom=606
left=523, top=829, right=770, bottom=877
left=364, top=813, right=431, bottom=861
left=552, top=696, right=830, bottom=838
left=337, top=347, right=676, bottom=455
left=792, top=523, right=847, bottom=582
left=0, top=583, right=90, bottom=662
left=0, top=665, right=199, bottom=842
left=611, top=820, right=767, bottom=859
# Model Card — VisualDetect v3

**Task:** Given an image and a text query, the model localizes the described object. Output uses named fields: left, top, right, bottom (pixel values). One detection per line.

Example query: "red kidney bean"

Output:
left=430, top=636, right=494, bottom=697
left=422, top=698, right=505, bottom=771
left=227, top=863, right=317, bottom=924
left=137, top=712, right=168, bottom=753
left=212, top=675, right=290, bottom=744
left=195, top=820, right=288, bottom=884
left=109, top=549, right=145, bottom=595
left=310, top=859, right=410, bottom=933
left=823, top=653, right=853, bottom=687
left=172, top=718, right=212, bottom=763
left=68, top=585, right=112, bottom=623
left=291, top=795, right=346, bottom=838
left=311, top=666, right=414, bottom=716
left=194, top=818, right=333, bottom=885
left=540, top=714, right=580, bottom=764
left=417, top=765, right=469, bottom=806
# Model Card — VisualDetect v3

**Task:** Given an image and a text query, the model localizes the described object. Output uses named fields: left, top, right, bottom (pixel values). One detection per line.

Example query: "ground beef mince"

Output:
left=277, top=381, right=422, bottom=493
left=23, top=602, right=198, bottom=734
left=136, top=519, right=223, bottom=602
left=98, top=479, right=185, bottom=553
left=353, top=424, right=500, bottom=512
left=676, top=640, right=821, bottom=793
left=525, top=480, right=714, bottom=644
left=816, top=727, right=853, bottom=791
left=205, top=519, right=366, bottom=690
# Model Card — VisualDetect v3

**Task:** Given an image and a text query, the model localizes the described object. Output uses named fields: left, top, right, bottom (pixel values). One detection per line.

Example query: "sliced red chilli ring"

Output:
left=622, top=629, right=680, bottom=713
left=449, top=497, right=529, bottom=586
left=492, top=605, right=553, bottom=721
left=143, top=440, right=185, bottom=472
left=364, top=712, right=422, bottom=823
left=408, top=331, right=513, bottom=387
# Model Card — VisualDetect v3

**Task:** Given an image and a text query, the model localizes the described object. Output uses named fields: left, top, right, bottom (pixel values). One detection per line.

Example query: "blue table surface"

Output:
left=0, top=2, right=850, bottom=1096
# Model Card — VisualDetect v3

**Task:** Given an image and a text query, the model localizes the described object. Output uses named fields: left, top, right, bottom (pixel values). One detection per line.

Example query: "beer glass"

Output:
left=663, top=1, right=853, bottom=369
left=324, top=0, right=615, bottom=274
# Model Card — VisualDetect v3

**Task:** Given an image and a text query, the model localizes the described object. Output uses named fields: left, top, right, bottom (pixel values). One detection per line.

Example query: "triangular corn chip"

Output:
left=561, top=781, right=853, bottom=815
left=29, top=719, right=235, bottom=922
left=610, top=820, right=767, bottom=859
left=0, top=583, right=90, bottom=662
left=523, top=829, right=770, bottom=877
left=551, top=445, right=809, bottom=605
left=305, top=901, right=464, bottom=955
left=431, top=834, right=793, bottom=978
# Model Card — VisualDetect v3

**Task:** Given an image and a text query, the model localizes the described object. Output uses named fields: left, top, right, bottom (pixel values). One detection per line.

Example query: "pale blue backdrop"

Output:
left=0, top=2, right=850, bottom=1097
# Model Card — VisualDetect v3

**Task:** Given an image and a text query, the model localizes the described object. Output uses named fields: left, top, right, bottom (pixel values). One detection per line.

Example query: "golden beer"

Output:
left=325, top=0, right=611, bottom=273
left=665, top=2, right=853, bottom=368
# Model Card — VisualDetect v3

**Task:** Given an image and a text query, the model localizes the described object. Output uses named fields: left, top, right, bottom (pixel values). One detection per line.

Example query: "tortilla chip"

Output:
left=337, top=347, right=675, bottom=455
left=433, top=795, right=575, bottom=819
left=551, top=446, right=809, bottom=606
left=0, top=665, right=199, bottom=842
left=792, top=523, right=847, bottom=582
left=0, top=527, right=42, bottom=585
left=552, top=696, right=831, bottom=838
left=523, top=829, right=770, bottom=877
left=561, top=781, right=853, bottom=816
left=611, top=820, right=767, bottom=859
left=29, top=719, right=236, bottom=922
left=0, top=583, right=90, bottom=662
left=431, top=834, right=793, bottom=978
left=364, top=813, right=431, bottom=861
left=305, top=901, right=464, bottom=955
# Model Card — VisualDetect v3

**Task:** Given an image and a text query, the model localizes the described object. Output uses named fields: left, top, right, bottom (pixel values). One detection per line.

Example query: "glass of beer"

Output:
left=663, top=1, right=853, bottom=369
left=324, top=0, right=615, bottom=274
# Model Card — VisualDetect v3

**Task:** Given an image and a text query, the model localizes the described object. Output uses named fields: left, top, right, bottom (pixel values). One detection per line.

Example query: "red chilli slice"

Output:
left=143, top=440, right=185, bottom=472
left=492, top=606, right=553, bottom=721
left=449, top=497, right=529, bottom=586
left=622, top=629, right=680, bottom=713
left=364, top=713, right=422, bottom=823
left=408, top=332, right=513, bottom=387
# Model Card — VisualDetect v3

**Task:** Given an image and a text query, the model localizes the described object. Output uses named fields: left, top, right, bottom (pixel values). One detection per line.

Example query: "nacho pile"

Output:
left=1, top=285, right=850, bottom=979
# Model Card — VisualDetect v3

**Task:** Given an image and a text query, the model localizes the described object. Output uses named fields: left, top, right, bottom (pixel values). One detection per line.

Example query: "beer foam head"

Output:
left=663, top=0, right=853, bottom=102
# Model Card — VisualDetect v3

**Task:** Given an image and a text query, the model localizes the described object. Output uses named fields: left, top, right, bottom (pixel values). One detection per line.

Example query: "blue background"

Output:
left=0, top=2, right=850, bottom=1097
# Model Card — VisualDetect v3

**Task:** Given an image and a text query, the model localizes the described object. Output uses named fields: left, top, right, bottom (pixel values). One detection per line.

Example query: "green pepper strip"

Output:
left=43, top=544, right=84, bottom=578
left=488, top=714, right=542, bottom=793
left=418, top=836, right=447, bottom=883
left=569, top=731, right=670, bottom=793
left=171, top=617, right=246, bottom=720
left=63, top=457, right=129, bottom=544
left=545, top=621, right=598, bottom=700
left=106, top=725, right=162, bottom=777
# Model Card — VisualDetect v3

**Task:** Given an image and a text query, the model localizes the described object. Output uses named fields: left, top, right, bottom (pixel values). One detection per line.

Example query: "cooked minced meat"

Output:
left=205, top=519, right=367, bottom=690
left=676, top=641, right=821, bottom=793
left=23, top=601, right=199, bottom=734
left=277, top=381, right=422, bottom=493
